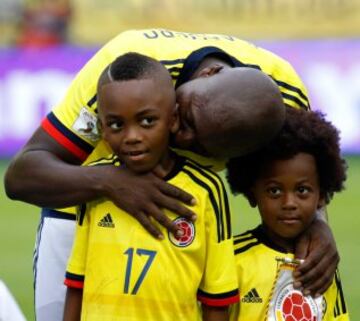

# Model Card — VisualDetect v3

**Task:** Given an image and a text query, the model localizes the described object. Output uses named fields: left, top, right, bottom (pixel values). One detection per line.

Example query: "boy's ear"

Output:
left=170, top=104, right=180, bottom=134
left=197, top=64, right=224, bottom=78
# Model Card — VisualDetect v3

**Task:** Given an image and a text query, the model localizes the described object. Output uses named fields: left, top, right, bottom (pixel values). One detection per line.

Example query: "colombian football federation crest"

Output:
left=168, top=217, right=195, bottom=247
left=267, top=257, right=324, bottom=321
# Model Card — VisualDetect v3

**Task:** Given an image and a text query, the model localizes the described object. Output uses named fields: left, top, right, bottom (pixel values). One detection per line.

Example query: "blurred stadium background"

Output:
left=0, top=0, right=359, bottom=320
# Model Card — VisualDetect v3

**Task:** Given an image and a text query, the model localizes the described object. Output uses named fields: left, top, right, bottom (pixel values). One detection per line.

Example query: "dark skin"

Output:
left=4, top=61, right=338, bottom=295
left=5, top=128, right=195, bottom=238
left=63, top=288, right=82, bottom=321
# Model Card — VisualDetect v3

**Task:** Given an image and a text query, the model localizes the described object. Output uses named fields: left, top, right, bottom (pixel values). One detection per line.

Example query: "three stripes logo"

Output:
left=241, top=288, right=263, bottom=303
left=98, top=213, right=115, bottom=228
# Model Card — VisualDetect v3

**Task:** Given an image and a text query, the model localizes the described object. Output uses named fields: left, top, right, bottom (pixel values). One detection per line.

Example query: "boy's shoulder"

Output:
left=172, top=148, right=226, bottom=173
left=85, top=153, right=120, bottom=167
left=173, top=153, right=226, bottom=192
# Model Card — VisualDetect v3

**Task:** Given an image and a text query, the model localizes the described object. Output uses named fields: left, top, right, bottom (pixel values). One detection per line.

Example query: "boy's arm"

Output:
left=63, top=287, right=83, bottom=321
left=202, top=305, right=229, bottom=321
left=197, top=174, right=239, bottom=311
left=294, top=206, right=339, bottom=296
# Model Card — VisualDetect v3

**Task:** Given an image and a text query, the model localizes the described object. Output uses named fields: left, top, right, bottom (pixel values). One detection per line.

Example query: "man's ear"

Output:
left=170, top=104, right=180, bottom=134
left=197, top=64, right=224, bottom=78
left=174, top=125, right=195, bottom=149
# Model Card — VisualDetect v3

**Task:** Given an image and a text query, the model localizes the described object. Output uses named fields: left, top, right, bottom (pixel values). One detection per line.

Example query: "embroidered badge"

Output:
left=168, top=217, right=195, bottom=247
left=267, top=257, right=324, bottom=321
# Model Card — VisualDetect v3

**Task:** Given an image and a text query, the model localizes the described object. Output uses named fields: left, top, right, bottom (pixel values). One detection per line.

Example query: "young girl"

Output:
left=227, top=108, right=349, bottom=321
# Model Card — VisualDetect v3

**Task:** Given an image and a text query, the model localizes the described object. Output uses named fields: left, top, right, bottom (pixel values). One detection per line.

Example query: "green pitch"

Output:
left=0, top=158, right=359, bottom=320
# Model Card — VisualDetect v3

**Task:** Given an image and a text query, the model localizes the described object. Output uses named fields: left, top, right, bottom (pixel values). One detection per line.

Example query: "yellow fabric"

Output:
left=54, top=28, right=309, bottom=147
left=66, top=155, right=238, bottom=321
left=53, top=28, right=309, bottom=215
left=230, top=229, right=350, bottom=321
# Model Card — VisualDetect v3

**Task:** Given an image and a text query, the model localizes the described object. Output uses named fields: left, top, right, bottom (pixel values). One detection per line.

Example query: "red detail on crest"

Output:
left=169, top=218, right=195, bottom=247
left=174, top=221, right=192, bottom=243
left=282, top=292, right=315, bottom=321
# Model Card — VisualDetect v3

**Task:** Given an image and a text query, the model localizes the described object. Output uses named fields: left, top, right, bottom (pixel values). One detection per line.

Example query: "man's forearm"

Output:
left=4, top=150, right=104, bottom=208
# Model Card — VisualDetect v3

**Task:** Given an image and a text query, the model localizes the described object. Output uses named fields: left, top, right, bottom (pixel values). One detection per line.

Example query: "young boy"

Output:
left=62, top=53, right=239, bottom=321
left=226, top=108, right=349, bottom=321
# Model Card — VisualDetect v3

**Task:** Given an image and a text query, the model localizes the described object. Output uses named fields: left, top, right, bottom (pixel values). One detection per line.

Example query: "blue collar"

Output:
left=175, top=46, right=244, bottom=88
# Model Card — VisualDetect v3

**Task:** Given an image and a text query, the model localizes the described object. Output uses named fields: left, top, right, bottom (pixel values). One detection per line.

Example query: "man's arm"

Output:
left=62, top=287, right=82, bottom=321
left=293, top=207, right=339, bottom=296
left=4, top=127, right=196, bottom=238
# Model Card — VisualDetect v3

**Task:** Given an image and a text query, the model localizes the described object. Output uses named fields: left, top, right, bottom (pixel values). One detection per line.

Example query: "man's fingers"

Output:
left=294, top=249, right=339, bottom=295
left=156, top=194, right=197, bottom=221
left=146, top=204, right=180, bottom=236
left=302, top=270, right=334, bottom=297
left=136, top=212, right=164, bottom=239
left=295, top=249, right=323, bottom=276
left=158, top=181, right=196, bottom=206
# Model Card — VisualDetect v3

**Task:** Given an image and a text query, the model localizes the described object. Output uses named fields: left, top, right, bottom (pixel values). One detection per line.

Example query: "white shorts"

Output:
left=33, top=209, right=76, bottom=321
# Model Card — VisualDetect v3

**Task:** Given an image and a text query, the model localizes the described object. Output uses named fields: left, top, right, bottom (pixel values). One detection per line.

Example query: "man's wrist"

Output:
left=85, top=165, right=113, bottom=199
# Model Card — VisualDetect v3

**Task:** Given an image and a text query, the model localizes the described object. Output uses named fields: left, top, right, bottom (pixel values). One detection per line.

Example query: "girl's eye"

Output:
left=267, top=187, right=281, bottom=196
left=140, top=117, right=156, bottom=127
left=298, top=186, right=310, bottom=194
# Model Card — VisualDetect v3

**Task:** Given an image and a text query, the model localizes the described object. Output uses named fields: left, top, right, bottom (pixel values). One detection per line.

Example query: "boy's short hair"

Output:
left=99, top=52, right=168, bottom=86
left=226, top=108, right=347, bottom=203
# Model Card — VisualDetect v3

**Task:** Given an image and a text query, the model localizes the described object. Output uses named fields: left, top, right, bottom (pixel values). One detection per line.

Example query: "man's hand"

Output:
left=98, top=165, right=196, bottom=239
left=293, top=215, right=339, bottom=297
left=5, top=127, right=196, bottom=239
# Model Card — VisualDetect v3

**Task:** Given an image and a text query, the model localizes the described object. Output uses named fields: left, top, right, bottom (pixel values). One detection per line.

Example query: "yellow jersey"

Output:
left=230, top=226, right=349, bottom=321
left=43, top=28, right=310, bottom=216
left=65, top=154, right=239, bottom=321
left=43, top=28, right=309, bottom=162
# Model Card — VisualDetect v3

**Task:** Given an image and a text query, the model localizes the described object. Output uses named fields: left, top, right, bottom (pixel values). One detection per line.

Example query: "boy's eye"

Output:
left=108, top=121, right=123, bottom=130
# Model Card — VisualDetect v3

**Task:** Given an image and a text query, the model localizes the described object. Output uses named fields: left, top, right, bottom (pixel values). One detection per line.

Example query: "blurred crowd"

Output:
left=0, top=0, right=359, bottom=47
left=0, top=0, right=71, bottom=48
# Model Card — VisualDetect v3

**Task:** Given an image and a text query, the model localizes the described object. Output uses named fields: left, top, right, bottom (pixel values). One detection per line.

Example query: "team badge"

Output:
left=72, top=107, right=99, bottom=141
left=168, top=217, right=195, bottom=247
left=267, top=257, right=324, bottom=321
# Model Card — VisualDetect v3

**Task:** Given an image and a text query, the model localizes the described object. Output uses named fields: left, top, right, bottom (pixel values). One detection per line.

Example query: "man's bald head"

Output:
left=175, top=67, right=286, bottom=158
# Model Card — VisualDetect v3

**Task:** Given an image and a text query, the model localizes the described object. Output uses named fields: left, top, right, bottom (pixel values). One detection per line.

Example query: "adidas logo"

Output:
left=241, top=288, right=263, bottom=303
left=98, top=213, right=115, bottom=228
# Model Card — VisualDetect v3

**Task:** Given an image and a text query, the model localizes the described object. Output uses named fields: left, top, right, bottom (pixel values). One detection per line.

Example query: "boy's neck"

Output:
left=151, top=150, right=177, bottom=179
left=261, top=225, right=295, bottom=253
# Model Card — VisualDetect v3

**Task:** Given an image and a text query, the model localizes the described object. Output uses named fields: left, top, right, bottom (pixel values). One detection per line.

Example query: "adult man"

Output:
left=4, top=29, right=336, bottom=321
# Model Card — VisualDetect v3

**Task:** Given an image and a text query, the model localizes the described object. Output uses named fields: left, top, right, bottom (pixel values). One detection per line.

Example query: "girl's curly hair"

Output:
left=226, top=108, right=347, bottom=203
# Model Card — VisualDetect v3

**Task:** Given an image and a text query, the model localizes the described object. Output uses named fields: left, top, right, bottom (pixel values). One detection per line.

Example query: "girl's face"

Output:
left=251, top=153, right=324, bottom=251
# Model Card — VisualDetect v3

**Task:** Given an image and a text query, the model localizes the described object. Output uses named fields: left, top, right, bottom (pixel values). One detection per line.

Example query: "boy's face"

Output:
left=251, top=153, right=324, bottom=248
left=98, top=78, right=178, bottom=173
